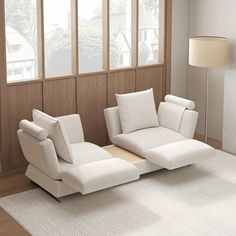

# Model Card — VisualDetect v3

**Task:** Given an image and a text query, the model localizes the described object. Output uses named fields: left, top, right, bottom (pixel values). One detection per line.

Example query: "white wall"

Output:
left=223, top=70, right=236, bottom=153
left=188, top=0, right=236, bottom=141
left=171, top=0, right=189, bottom=98
left=171, top=0, right=236, bottom=141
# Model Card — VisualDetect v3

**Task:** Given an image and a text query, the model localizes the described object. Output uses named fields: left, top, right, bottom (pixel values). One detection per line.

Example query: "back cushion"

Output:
left=158, top=102, right=185, bottom=132
left=32, top=109, right=74, bottom=163
left=116, top=88, right=159, bottom=134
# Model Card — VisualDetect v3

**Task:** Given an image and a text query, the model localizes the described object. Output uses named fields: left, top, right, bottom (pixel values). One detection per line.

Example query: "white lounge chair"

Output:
left=17, top=110, right=139, bottom=199
left=104, top=91, right=215, bottom=172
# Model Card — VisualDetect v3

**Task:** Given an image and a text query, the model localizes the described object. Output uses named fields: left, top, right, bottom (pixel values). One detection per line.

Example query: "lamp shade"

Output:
left=189, top=37, right=228, bottom=68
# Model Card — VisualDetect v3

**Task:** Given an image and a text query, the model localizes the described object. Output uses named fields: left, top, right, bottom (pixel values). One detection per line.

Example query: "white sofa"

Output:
left=17, top=92, right=215, bottom=199
left=17, top=110, right=140, bottom=198
left=104, top=94, right=215, bottom=172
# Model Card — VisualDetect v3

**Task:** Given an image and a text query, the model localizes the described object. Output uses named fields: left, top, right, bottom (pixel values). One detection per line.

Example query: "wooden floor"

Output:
left=0, top=166, right=36, bottom=236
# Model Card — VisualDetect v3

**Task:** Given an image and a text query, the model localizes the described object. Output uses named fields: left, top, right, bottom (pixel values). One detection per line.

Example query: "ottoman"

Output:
left=61, top=158, right=140, bottom=194
left=146, top=139, right=215, bottom=170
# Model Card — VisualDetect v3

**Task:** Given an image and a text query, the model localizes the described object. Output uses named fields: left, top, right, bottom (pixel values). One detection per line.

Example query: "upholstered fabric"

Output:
left=158, top=102, right=185, bottom=132
left=59, top=142, right=113, bottom=172
left=61, top=158, right=140, bottom=194
left=146, top=139, right=215, bottom=170
left=116, top=89, right=159, bottom=134
left=17, top=130, right=61, bottom=180
left=179, top=110, right=198, bottom=138
left=19, top=119, right=48, bottom=141
left=57, top=114, right=84, bottom=144
left=32, top=109, right=74, bottom=163
left=113, top=127, right=185, bottom=157
left=104, top=107, right=122, bottom=142
left=165, top=94, right=195, bottom=110
left=25, top=165, right=77, bottom=198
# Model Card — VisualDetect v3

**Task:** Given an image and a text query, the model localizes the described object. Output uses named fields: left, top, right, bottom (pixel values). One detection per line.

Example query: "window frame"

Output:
left=4, top=0, right=165, bottom=84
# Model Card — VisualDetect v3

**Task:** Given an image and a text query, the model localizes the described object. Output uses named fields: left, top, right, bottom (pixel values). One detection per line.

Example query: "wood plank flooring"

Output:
left=0, top=166, right=36, bottom=236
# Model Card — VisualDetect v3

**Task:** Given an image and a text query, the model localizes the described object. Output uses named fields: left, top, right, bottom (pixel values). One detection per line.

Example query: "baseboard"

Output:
left=194, top=133, right=222, bottom=149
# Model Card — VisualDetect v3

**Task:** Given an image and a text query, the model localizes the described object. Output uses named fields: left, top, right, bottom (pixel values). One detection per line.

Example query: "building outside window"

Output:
left=4, top=0, right=162, bottom=82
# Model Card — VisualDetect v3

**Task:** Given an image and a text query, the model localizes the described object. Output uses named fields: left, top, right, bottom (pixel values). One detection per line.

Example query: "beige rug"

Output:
left=1, top=150, right=236, bottom=236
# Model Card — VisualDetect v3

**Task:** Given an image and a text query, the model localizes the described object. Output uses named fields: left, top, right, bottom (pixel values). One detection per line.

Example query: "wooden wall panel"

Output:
left=165, top=0, right=172, bottom=94
left=136, top=66, right=164, bottom=106
left=77, top=74, right=108, bottom=146
left=44, top=78, right=76, bottom=116
left=2, top=83, right=43, bottom=170
left=0, top=0, right=171, bottom=171
left=108, top=70, right=136, bottom=107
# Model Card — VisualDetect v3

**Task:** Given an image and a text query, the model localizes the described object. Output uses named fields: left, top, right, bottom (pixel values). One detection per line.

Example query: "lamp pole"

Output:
left=204, top=68, right=209, bottom=143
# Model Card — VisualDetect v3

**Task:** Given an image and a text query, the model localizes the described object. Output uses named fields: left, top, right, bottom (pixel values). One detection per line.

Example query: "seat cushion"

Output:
left=59, top=142, right=113, bottom=173
left=33, top=109, right=74, bottom=163
left=113, top=127, right=186, bottom=157
left=71, top=142, right=112, bottom=165
left=61, top=158, right=140, bottom=194
left=116, top=88, right=159, bottom=134
left=146, top=139, right=215, bottom=170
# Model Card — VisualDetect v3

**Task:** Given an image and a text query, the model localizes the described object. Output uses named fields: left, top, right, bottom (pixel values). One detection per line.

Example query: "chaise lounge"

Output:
left=104, top=89, right=215, bottom=171
left=17, top=89, right=215, bottom=199
left=18, top=110, right=140, bottom=198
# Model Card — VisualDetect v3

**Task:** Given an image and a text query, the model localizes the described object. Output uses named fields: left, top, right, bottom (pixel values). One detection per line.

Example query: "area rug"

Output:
left=1, top=150, right=236, bottom=236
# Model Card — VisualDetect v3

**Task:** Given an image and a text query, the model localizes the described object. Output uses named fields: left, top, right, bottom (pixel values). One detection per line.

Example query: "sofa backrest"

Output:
left=57, top=114, right=84, bottom=144
left=17, top=120, right=61, bottom=180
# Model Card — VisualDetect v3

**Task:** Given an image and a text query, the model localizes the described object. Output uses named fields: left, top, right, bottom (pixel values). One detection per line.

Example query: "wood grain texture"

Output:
left=44, top=78, right=77, bottom=116
left=0, top=208, right=30, bottom=236
left=136, top=66, right=164, bottom=105
left=108, top=70, right=136, bottom=107
left=164, top=0, right=172, bottom=94
left=2, top=83, right=43, bottom=170
left=0, top=0, right=7, bottom=172
left=77, top=74, right=108, bottom=146
left=0, top=0, right=171, bottom=171
left=0, top=166, right=36, bottom=198
left=105, top=146, right=143, bottom=162
left=0, top=166, right=36, bottom=235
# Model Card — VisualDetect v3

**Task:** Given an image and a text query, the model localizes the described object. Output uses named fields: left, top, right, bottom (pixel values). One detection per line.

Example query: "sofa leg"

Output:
left=31, top=181, right=61, bottom=203
left=40, top=187, right=61, bottom=203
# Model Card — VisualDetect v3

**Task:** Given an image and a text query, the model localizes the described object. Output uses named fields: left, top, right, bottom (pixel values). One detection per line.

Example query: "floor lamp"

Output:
left=189, top=36, right=228, bottom=143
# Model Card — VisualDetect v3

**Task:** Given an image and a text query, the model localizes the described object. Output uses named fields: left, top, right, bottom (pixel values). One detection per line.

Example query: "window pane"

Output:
left=44, top=0, right=72, bottom=77
left=78, top=0, right=103, bottom=74
left=5, top=0, right=38, bottom=82
left=110, top=0, right=131, bottom=69
left=138, top=0, right=161, bottom=65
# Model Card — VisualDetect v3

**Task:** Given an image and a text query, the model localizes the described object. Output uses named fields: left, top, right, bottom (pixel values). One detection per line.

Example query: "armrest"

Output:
left=19, top=120, right=48, bottom=141
left=57, top=114, right=84, bottom=144
left=17, top=129, right=61, bottom=180
left=165, top=95, right=195, bottom=110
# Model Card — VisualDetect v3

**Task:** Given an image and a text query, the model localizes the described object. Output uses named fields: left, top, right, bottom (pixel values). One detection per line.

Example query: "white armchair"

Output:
left=104, top=94, right=199, bottom=158
left=104, top=93, right=215, bottom=171
left=17, top=110, right=139, bottom=198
